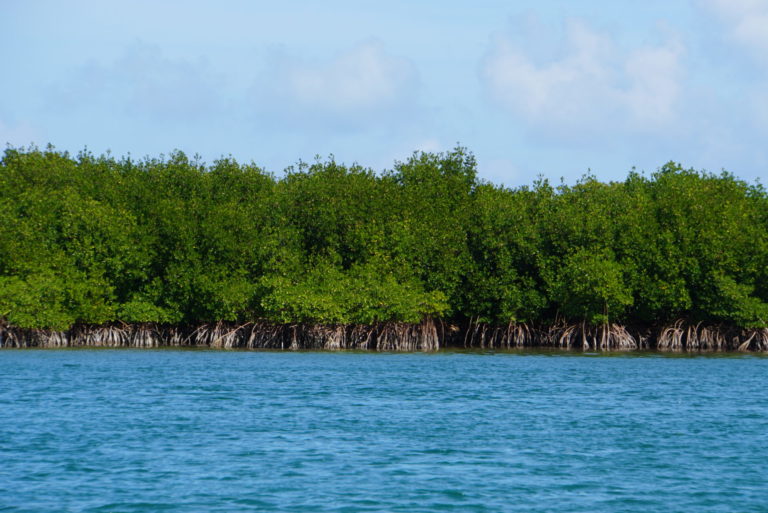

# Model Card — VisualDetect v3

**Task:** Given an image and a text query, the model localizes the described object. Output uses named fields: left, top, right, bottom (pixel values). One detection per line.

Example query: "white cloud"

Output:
left=254, top=41, right=419, bottom=128
left=701, top=0, right=768, bottom=135
left=115, top=45, right=223, bottom=120
left=623, top=40, right=685, bottom=127
left=702, top=0, right=768, bottom=62
left=49, top=42, right=224, bottom=122
left=480, top=19, right=685, bottom=137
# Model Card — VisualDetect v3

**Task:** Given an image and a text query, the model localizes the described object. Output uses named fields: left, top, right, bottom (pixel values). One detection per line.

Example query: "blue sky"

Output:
left=2, top=0, right=767, bottom=185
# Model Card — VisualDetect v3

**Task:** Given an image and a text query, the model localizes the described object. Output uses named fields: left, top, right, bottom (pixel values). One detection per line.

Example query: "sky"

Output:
left=1, top=0, right=767, bottom=186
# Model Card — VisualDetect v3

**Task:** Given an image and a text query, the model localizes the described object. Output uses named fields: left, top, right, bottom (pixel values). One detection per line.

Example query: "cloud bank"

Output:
left=480, top=19, right=685, bottom=139
left=253, top=41, right=419, bottom=130
left=703, top=0, right=768, bottom=62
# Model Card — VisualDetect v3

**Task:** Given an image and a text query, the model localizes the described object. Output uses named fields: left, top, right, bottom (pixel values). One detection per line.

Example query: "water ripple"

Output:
left=0, top=350, right=766, bottom=512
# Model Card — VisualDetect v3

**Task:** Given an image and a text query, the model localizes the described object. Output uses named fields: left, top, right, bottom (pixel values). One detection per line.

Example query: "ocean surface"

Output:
left=0, top=349, right=766, bottom=513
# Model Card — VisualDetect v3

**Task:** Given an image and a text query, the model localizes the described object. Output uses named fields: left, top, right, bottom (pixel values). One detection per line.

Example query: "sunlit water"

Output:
left=1, top=350, right=766, bottom=512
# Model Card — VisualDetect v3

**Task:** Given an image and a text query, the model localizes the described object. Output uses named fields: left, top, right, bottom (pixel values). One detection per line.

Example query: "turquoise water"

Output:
left=1, top=350, right=766, bottom=512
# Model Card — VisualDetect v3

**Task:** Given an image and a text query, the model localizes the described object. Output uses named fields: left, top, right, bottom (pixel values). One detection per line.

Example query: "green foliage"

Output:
left=0, top=274, right=74, bottom=330
left=1, top=146, right=766, bottom=329
left=259, top=260, right=448, bottom=324
left=549, top=249, right=634, bottom=324
left=700, top=272, right=768, bottom=328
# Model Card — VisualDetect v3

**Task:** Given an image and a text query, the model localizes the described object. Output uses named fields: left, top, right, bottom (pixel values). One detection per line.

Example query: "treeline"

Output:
left=1, top=145, right=767, bottom=337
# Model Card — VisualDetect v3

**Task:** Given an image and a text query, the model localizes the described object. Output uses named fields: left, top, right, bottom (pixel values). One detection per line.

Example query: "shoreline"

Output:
left=2, top=319, right=767, bottom=352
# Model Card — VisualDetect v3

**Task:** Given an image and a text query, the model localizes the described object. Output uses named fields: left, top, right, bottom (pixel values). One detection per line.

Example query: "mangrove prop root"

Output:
left=0, top=320, right=766, bottom=352
left=0, top=319, right=440, bottom=351
left=655, top=320, right=767, bottom=352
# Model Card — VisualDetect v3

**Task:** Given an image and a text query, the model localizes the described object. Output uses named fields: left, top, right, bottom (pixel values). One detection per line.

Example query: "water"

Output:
left=0, top=350, right=766, bottom=512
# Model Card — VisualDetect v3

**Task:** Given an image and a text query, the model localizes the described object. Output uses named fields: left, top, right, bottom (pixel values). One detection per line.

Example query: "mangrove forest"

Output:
left=1, top=145, right=767, bottom=351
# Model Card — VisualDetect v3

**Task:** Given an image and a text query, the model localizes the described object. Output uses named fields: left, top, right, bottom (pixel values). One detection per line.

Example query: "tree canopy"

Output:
left=1, top=145, right=766, bottom=330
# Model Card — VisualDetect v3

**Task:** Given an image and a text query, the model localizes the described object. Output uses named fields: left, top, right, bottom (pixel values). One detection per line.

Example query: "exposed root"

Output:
left=0, top=318, right=441, bottom=351
left=542, top=322, right=638, bottom=351
left=1, top=319, right=766, bottom=352
left=460, top=320, right=638, bottom=350
left=748, top=328, right=768, bottom=351
left=655, top=321, right=768, bottom=352
left=462, top=320, right=540, bottom=348
left=0, top=327, right=69, bottom=348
